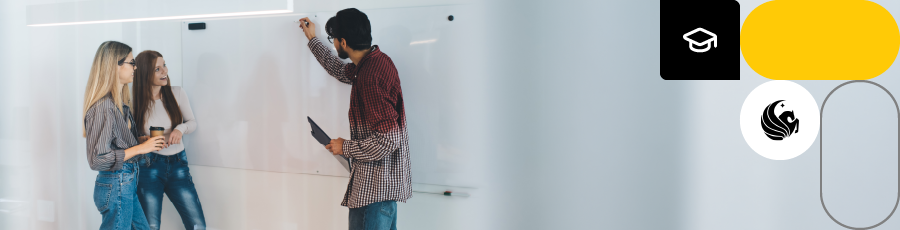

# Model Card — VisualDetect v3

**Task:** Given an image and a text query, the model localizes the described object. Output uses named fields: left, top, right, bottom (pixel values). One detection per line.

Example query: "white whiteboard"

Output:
left=180, top=12, right=353, bottom=177
left=182, top=6, right=480, bottom=187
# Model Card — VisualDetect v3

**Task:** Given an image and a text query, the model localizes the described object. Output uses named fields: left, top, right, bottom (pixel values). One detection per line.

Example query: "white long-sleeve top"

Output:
left=141, top=86, right=197, bottom=155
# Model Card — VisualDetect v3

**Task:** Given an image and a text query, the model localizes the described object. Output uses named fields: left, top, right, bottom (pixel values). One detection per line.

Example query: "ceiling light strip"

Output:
left=28, top=9, right=293, bottom=27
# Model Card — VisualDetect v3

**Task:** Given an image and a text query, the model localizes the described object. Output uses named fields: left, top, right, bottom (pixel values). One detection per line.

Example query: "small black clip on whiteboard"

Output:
left=188, top=23, right=206, bottom=30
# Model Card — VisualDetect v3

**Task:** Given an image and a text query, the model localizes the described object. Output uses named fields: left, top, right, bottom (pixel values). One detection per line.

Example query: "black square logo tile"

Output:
left=660, top=0, right=739, bottom=80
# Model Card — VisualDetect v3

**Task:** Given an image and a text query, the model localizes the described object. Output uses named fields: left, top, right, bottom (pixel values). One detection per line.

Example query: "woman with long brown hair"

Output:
left=132, top=50, right=205, bottom=230
left=84, top=41, right=166, bottom=230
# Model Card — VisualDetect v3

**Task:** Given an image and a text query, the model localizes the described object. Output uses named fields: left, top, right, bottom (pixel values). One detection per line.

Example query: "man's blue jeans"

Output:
left=349, top=200, right=398, bottom=230
left=94, top=162, right=150, bottom=230
left=137, top=151, right=206, bottom=230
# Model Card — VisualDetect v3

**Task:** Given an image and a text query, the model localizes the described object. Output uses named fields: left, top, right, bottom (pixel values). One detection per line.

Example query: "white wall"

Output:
left=0, top=0, right=32, bottom=229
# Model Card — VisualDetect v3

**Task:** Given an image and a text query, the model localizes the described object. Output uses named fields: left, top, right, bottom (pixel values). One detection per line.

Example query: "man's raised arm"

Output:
left=299, top=17, right=353, bottom=84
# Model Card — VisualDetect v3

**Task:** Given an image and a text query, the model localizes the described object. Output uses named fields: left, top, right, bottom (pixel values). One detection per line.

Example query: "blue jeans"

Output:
left=349, top=200, right=398, bottom=230
left=94, top=162, right=150, bottom=230
left=137, top=151, right=206, bottom=230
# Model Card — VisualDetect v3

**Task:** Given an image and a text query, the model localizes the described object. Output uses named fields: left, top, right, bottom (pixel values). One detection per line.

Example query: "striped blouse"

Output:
left=84, top=94, right=142, bottom=171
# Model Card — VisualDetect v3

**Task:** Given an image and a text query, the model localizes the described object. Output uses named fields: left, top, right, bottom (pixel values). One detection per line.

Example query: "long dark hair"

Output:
left=132, top=50, right=183, bottom=132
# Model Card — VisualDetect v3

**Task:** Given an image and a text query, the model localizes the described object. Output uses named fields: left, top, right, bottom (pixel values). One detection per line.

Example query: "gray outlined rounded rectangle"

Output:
left=820, top=80, right=900, bottom=230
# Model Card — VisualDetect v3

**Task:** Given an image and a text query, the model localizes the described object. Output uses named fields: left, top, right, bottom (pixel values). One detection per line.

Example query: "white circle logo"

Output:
left=740, top=80, right=820, bottom=160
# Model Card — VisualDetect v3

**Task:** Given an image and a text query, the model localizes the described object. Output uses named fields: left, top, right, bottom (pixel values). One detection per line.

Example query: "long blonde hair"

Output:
left=83, top=41, right=133, bottom=136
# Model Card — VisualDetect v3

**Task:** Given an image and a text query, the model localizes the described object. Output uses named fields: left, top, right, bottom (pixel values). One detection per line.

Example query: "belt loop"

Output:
left=145, top=154, right=153, bottom=167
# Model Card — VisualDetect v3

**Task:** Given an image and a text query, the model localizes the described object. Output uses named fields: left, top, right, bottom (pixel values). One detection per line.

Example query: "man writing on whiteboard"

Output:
left=299, top=8, right=411, bottom=230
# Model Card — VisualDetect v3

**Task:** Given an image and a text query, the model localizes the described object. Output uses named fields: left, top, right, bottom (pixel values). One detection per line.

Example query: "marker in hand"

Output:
left=297, top=17, right=317, bottom=40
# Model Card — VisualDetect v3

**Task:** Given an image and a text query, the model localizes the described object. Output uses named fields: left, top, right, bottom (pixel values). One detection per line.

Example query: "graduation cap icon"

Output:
left=683, top=28, right=717, bottom=53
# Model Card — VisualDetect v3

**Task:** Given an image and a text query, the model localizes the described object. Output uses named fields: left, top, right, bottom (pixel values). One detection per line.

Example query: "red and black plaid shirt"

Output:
left=308, top=37, right=412, bottom=208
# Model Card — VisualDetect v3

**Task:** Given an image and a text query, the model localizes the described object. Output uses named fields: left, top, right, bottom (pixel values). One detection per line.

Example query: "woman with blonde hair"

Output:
left=132, top=50, right=206, bottom=230
left=83, top=41, right=166, bottom=230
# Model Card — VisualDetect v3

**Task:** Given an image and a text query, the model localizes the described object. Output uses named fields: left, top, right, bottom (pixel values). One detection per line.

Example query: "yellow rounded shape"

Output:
left=741, top=0, right=900, bottom=80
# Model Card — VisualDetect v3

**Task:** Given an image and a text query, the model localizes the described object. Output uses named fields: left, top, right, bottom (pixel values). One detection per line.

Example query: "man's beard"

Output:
left=337, top=48, right=349, bottom=59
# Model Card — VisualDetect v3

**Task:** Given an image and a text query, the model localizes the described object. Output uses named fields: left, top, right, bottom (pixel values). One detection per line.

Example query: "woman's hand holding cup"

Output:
left=138, top=136, right=167, bottom=154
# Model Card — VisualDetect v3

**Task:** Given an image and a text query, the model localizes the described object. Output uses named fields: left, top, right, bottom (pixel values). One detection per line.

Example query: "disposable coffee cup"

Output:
left=150, top=126, right=164, bottom=137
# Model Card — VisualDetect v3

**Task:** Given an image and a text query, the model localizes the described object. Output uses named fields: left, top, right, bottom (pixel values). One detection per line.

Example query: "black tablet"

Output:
left=308, top=116, right=352, bottom=172
left=308, top=116, right=332, bottom=146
